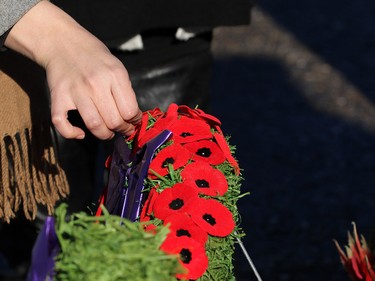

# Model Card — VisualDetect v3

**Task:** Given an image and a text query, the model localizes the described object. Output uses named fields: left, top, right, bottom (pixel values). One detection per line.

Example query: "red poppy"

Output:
left=177, top=105, right=222, bottom=127
left=160, top=236, right=209, bottom=280
left=183, top=140, right=226, bottom=165
left=152, top=183, right=198, bottom=220
left=164, top=213, right=208, bottom=245
left=149, top=143, right=193, bottom=177
left=136, top=127, right=168, bottom=150
left=147, top=104, right=180, bottom=134
left=151, top=117, right=175, bottom=132
left=151, top=114, right=213, bottom=145
left=188, top=198, right=235, bottom=237
left=147, top=107, right=165, bottom=120
left=166, top=116, right=213, bottom=144
left=165, top=103, right=179, bottom=120
left=137, top=108, right=179, bottom=148
left=140, top=188, right=159, bottom=222
left=181, top=162, right=228, bottom=196
left=128, top=110, right=152, bottom=143
left=129, top=107, right=165, bottom=149
left=213, top=132, right=240, bottom=175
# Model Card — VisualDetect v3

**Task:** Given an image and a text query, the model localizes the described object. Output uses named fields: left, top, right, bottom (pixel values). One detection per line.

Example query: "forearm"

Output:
left=4, top=0, right=106, bottom=69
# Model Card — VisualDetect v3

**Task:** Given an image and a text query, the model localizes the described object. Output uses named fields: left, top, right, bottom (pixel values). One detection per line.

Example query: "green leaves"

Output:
left=54, top=204, right=182, bottom=281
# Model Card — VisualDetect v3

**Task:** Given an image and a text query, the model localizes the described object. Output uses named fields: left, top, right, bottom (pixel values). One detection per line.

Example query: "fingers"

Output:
left=73, top=95, right=116, bottom=140
left=110, top=70, right=143, bottom=126
left=81, top=90, right=137, bottom=139
left=111, top=73, right=138, bottom=118
left=46, top=40, right=142, bottom=140
left=52, top=115, right=86, bottom=139
left=83, top=69, right=141, bottom=138
left=127, top=108, right=143, bottom=126
left=51, top=100, right=86, bottom=139
left=50, top=78, right=142, bottom=140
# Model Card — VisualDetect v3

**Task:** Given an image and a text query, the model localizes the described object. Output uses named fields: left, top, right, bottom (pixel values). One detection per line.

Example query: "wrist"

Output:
left=4, top=1, right=88, bottom=68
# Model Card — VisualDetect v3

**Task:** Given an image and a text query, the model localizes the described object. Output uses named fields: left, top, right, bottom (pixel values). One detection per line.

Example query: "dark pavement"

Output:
left=211, top=2, right=375, bottom=280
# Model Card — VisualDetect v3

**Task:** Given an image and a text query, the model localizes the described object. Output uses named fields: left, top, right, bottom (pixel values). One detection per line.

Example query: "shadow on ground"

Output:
left=258, top=0, right=375, bottom=105
left=211, top=57, right=375, bottom=280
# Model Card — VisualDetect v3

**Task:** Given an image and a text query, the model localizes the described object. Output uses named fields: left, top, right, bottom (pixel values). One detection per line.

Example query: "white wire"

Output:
left=235, top=234, right=263, bottom=281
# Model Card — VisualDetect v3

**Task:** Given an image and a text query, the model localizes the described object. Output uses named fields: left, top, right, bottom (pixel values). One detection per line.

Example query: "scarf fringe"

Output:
left=0, top=127, right=69, bottom=222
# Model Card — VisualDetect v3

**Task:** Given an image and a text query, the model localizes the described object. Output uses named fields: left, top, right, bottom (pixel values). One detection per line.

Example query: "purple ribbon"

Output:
left=106, top=130, right=172, bottom=221
left=26, top=216, right=59, bottom=281
left=104, top=134, right=132, bottom=216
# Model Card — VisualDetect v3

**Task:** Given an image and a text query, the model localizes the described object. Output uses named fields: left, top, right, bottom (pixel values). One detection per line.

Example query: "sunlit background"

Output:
left=211, top=2, right=375, bottom=280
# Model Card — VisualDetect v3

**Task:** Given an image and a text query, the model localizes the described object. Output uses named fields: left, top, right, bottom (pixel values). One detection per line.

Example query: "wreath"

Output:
left=27, top=104, right=255, bottom=281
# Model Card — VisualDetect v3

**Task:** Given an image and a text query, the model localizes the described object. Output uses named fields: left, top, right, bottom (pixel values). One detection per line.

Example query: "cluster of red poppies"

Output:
left=129, top=104, right=240, bottom=280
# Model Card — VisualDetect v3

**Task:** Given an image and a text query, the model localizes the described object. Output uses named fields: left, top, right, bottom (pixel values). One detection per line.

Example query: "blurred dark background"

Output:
left=211, top=1, right=375, bottom=280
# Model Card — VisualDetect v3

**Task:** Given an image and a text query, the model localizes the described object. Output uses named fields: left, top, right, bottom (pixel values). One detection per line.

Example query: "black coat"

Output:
left=52, top=0, right=254, bottom=44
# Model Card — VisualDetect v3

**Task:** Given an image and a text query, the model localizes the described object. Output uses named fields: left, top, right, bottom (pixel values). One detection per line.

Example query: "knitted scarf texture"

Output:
left=0, top=50, right=69, bottom=222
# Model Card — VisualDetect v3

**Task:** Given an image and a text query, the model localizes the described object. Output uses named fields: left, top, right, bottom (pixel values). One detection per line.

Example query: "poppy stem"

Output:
left=235, top=233, right=263, bottom=281
left=167, top=164, right=176, bottom=182
left=149, top=169, right=170, bottom=184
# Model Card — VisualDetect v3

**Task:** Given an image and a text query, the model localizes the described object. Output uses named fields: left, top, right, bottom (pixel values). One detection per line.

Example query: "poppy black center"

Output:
left=180, top=248, right=192, bottom=264
left=196, top=147, right=212, bottom=158
left=169, top=198, right=184, bottom=210
left=203, top=213, right=216, bottom=226
left=176, top=229, right=191, bottom=237
left=180, top=132, right=193, bottom=137
left=195, top=179, right=209, bottom=188
left=162, top=157, right=175, bottom=168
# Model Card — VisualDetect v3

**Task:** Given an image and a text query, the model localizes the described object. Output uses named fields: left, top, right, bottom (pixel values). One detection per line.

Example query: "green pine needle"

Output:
left=54, top=204, right=182, bottom=281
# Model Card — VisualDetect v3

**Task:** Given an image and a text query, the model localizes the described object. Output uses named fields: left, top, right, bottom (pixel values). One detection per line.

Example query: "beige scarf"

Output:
left=0, top=50, right=69, bottom=222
